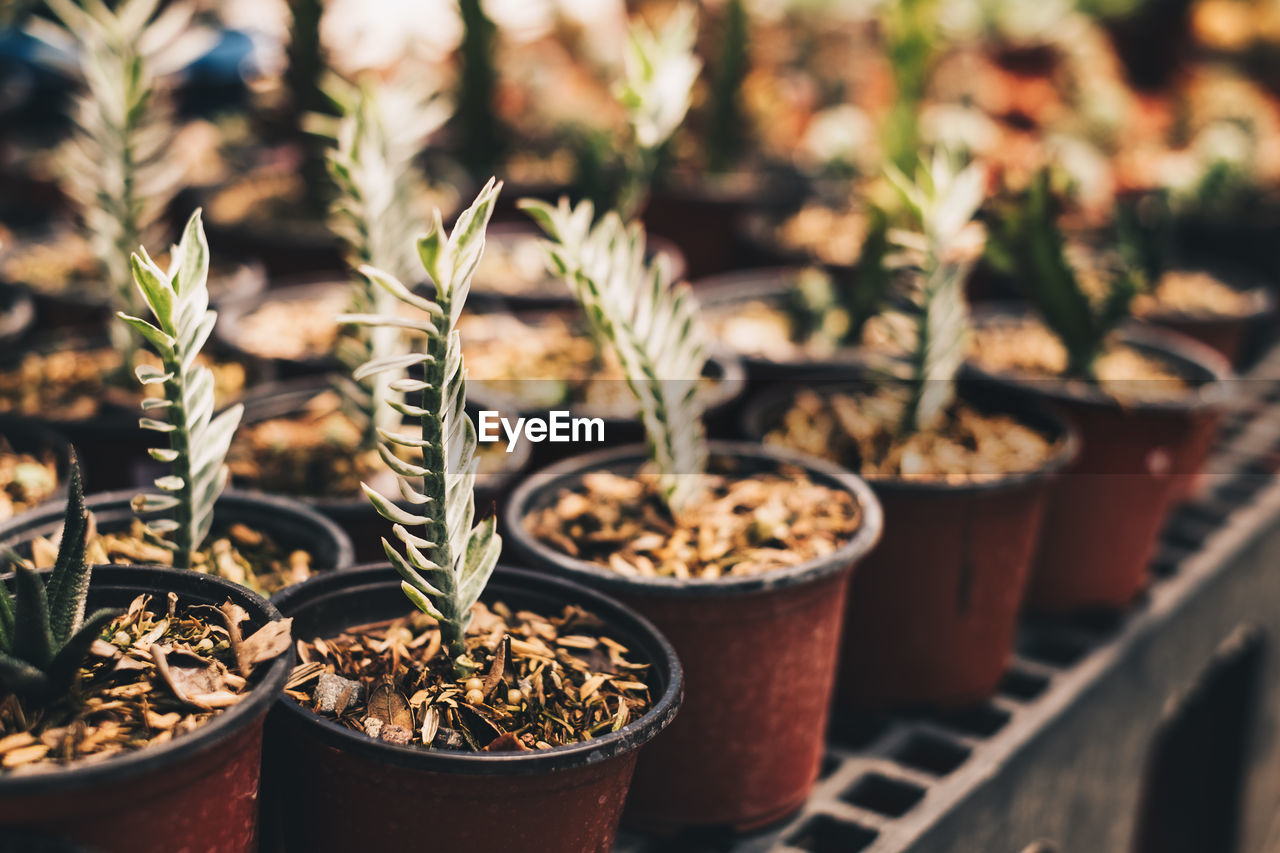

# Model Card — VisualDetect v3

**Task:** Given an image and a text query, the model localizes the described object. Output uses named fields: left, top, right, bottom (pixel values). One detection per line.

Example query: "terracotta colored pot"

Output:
left=969, top=319, right=1229, bottom=612
left=468, top=222, right=688, bottom=313
left=266, top=565, right=682, bottom=853
left=505, top=442, right=883, bottom=831
left=234, top=376, right=531, bottom=562
left=742, top=383, right=1078, bottom=709
left=0, top=488, right=355, bottom=576
left=0, top=565, right=292, bottom=853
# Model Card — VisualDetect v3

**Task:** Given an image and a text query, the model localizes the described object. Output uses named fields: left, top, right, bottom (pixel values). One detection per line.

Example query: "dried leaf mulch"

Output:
left=525, top=465, right=863, bottom=580
left=0, top=594, right=291, bottom=775
left=25, top=519, right=315, bottom=597
left=1134, top=270, right=1261, bottom=318
left=289, top=601, right=653, bottom=752
left=766, top=389, right=1059, bottom=482
left=0, top=441, right=59, bottom=522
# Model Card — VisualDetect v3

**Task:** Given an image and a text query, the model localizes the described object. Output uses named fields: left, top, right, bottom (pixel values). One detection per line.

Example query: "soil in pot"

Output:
left=0, top=435, right=60, bottom=523
left=0, top=565, right=291, bottom=853
left=1132, top=266, right=1274, bottom=365
left=753, top=385, right=1075, bottom=708
left=266, top=565, right=681, bottom=853
left=227, top=381, right=529, bottom=561
left=0, top=489, right=354, bottom=597
left=969, top=315, right=1226, bottom=612
left=214, top=279, right=350, bottom=378
left=0, top=226, right=265, bottom=329
left=507, top=443, right=882, bottom=831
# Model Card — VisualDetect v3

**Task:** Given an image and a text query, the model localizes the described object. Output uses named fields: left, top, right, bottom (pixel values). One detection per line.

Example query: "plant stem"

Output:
left=162, top=359, right=194, bottom=569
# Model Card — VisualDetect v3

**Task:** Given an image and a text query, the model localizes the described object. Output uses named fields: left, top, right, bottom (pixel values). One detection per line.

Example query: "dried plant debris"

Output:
left=970, top=317, right=1190, bottom=402
left=473, top=233, right=562, bottom=296
left=0, top=442, right=58, bottom=521
left=776, top=203, right=870, bottom=266
left=228, top=391, right=515, bottom=500
left=0, top=230, right=99, bottom=297
left=525, top=464, right=863, bottom=579
left=236, top=287, right=350, bottom=361
left=0, top=349, right=247, bottom=420
left=767, top=389, right=1058, bottom=482
left=25, top=520, right=314, bottom=596
left=1133, top=270, right=1262, bottom=318
left=290, top=602, right=652, bottom=751
left=0, top=594, right=289, bottom=774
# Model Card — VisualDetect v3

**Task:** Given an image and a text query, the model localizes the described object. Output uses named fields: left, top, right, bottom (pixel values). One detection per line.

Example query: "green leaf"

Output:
left=117, top=313, right=175, bottom=356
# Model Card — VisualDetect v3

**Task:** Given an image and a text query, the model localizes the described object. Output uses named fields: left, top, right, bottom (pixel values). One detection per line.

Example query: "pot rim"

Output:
left=0, top=487, right=356, bottom=572
left=1137, top=259, right=1276, bottom=323
left=504, top=440, right=884, bottom=598
left=739, top=380, right=1081, bottom=496
left=968, top=305, right=1233, bottom=413
left=270, top=563, right=683, bottom=775
left=233, top=374, right=533, bottom=513
left=0, top=564, right=290, bottom=796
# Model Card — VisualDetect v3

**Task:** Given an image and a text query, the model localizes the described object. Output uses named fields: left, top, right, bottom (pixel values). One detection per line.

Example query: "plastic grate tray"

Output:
left=613, top=346, right=1280, bottom=853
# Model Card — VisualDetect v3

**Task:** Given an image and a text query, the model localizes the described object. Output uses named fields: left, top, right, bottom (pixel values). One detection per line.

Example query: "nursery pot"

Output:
left=1137, top=262, right=1275, bottom=368
left=466, top=346, right=747, bottom=470
left=266, top=564, right=682, bottom=853
left=694, top=265, right=877, bottom=389
left=214, top=278, right=348, bottom=381
left=742, top=383, right=1079, bottom=709
left=0, top=565, right=292, bottom=853
left=505, top=442, right=883, bottom=831
left=468, top=222, right=688, bottom=313
left=236, top=376, right=531, bottom=563
left=0, top=488, right=355, bottom=575
left=968, top=318, right=1229, bottom=612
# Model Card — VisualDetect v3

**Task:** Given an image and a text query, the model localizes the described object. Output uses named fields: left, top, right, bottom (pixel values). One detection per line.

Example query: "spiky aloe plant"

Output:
left=0, top=454, right=119, bottom=702
left=522, top=197, right=710, bottom=514
left=323, top=75, right=451, bottom=452
left=457, top=0, right=504, bottom=179
left=338, top=180, right=502, bottom=676
left=884, top=152, right=987, bottom=434
left=40, top=0, right=208, bottom=384
left=117, top=211, right=243, bottom=571
left=987, top=168, right=1141, bottom=380
left=612, top=5, right=702, bottom=221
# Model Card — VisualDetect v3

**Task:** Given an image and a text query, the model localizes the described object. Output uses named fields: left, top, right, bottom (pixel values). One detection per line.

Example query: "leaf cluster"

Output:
left=338, top=180, right=503, bottom=674
left=522, top=197, right=710, bottom=514
left=0, top=455, right=119, bottom=703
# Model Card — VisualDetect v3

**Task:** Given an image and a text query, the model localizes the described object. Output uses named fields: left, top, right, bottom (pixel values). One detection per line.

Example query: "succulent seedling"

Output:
left=882, top=151, right=988, bottom=434
left=612, top=5, right=702, bottom=220
left=457, top=0, right=504, bottom=178
left=882, top=0, right=940, bottom=173
left=39, top=0, right=207, bottom=384
left=522, top=197, right=711, bottom=514
left=323, top=75, right=450, bottom=452
left=338, top=180, right=503, bottom=676
left=987, top=168, right=1141, bottom=380
left=118, top=211, right=244, bottom=571
left=706, top=0, right=749, bottom=174
left=0, top=454, right=119, bottom=703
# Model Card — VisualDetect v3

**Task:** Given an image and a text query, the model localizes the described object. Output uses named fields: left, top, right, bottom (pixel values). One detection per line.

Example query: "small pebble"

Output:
left=314, top=672, right=363, bottom=715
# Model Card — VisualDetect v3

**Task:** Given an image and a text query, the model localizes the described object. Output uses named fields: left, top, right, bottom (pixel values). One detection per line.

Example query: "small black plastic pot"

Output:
left=468, top=222, right=689, bottom=312
left=505, top=441, right=883, bottom=831
left=264, top=564, right=682, bottom=852
left=0, top=488, right=355, bottom=575
left=0, top=565, right=292, bottom=853
left=213, top=277, right=347, bottom=381
left=234, top=376, right=531, bottom=562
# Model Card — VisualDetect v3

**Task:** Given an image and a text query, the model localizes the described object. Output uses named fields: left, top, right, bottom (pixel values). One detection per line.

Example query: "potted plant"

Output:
left=508, top=196, right=881, bottom=830
left=972, top=168, right=1229, bottom=612
left=0, top=0, right=248, bottom=491
left=0, top=452, right=293, bottom=853
left=0, top=212, right=354, bottom=593
left=265, top=180, right=682, bottom=851
left=742, top=153, right=1077, bottom=709
left=217, top=78, right=526, bottom=560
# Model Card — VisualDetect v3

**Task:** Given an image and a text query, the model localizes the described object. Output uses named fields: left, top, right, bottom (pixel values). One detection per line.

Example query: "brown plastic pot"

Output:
left=265, top=564, right=682, bottom=853
left=234, top=375, right=531, bottom=562
left=0, top=565, right=292, bottom=853
left=742, top=382, right=1079, bottom=709
left=505, top=442, right=883, bottom=831
left=968, top=317, right=1229, bottom=612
